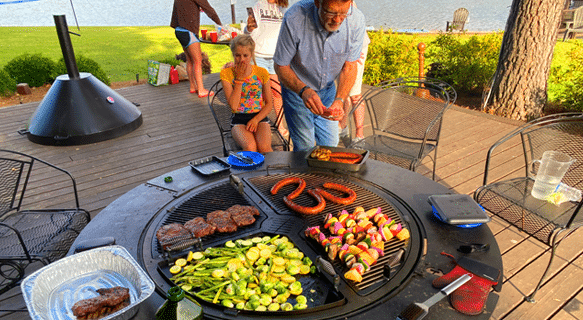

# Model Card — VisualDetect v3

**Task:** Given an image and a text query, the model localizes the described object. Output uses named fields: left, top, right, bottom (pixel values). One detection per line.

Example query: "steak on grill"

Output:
left=184, top=217, right=216, bottom=237
left=206, top=210, right=238, bottom=233
left=226, top=205, right=257, bottom=227
left=227, top=204, right=260, bottom=216
left=156, top=223, right=192, bottom=250
left=71, top=286, right=130, bottom=319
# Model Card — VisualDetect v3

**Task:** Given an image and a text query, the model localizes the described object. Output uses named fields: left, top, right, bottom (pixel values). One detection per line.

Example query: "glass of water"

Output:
left=531, top=151, right=575, bottom=200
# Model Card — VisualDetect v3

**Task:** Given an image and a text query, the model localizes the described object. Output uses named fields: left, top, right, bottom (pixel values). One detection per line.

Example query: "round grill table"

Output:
left=69, top=151, right=502, bottom=319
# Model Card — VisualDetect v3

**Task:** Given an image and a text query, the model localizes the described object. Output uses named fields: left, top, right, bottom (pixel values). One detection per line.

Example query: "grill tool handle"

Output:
left=384, top=248, right=405, bottom=278
left=230, top=174, right=244, bottom=195
left=422, top=273, right=472, bottom=307
left=229, top=151, right=254, bottom=164
left=317, top=256, right=340, bottom=291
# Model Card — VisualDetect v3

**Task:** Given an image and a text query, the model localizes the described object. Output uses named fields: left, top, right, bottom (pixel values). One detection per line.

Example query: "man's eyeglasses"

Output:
left=320, top=5, right=352, bottom=19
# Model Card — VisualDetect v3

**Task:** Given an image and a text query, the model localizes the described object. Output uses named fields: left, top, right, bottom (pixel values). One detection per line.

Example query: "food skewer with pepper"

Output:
left=305, top=207, right=410, bottom=283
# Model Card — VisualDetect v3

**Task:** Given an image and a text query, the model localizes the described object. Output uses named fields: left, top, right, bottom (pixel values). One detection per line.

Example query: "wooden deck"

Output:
left=1, top=73, right=582, bottom=319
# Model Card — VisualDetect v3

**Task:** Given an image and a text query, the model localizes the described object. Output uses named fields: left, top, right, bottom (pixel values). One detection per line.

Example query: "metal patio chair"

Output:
left=0, top=149, right=90, bottom=296
left=473, top=112, right=583, bottom=302
left=446, top=8, right=469, bottom=32
left=207, top=79, right=290, bottom=156
left=345, top=77, right=456, bottom=180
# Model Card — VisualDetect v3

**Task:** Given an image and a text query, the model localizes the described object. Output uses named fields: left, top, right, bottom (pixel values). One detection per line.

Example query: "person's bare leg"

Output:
left=350, top=95, right=365, bottom=139
left=339, top=98, right=351, bottom=130
left=255, top=122, right=273, bottom=153
left=232, top=125, right=258, bottom=151
left=186, top=43, right=209, bottom=96
left=183, top=46, right=198, bottom=93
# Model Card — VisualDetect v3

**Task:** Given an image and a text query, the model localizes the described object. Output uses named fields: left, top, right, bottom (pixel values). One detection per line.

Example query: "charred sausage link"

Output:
left=270, top=177, right=306, bottom=200
left=329, top=152, right=361, bottom=159
left=329, top=155, right=363, bottom=164
left=283, top=189, right=326, bottom=215
left=315, top=182, right=357, bottom=205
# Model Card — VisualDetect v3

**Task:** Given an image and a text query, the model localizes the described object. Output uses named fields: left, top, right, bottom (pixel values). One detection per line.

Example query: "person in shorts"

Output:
left=170, top=0, right=221, bottom=97
left=220, top=35, right=274, bottom=153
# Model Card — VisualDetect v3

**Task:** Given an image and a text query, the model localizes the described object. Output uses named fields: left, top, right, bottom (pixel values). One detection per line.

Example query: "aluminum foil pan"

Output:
left=21, top=245, right=155, bottom=320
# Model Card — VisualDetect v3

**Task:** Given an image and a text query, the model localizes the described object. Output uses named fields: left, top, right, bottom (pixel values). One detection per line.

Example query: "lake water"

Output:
left=1, top=0, right=512, bottom=31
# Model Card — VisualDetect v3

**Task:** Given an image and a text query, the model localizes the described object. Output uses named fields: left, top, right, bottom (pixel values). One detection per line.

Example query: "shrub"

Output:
left=158, top=57, right=181, bottom=67
left=4, top=53, right=56, bottom=87
left=55, top=55, right=111, bottom=86
left=363, top=30, right=419, bottom=85
left=548, top=41, right=583, bottom=112
left=0, top=68, right=17, bottom=97
left=425, top=32, right=503, bottom=95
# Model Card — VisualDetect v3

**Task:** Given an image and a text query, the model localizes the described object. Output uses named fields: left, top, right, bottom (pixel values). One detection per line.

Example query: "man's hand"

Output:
left=322, top=99, right=345, bottom=121
left=302, top=88, right=326, bottom=116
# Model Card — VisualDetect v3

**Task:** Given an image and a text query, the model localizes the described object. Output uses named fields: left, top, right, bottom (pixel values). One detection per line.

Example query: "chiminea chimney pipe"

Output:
left=53, top=15, right=79, bottom=79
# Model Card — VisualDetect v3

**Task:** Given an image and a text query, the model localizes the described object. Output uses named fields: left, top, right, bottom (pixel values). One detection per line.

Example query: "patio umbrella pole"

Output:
left=54, top=15, right=79, bottom=79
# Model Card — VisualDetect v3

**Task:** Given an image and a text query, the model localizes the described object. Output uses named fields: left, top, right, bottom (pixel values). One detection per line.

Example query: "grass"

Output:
left=1, top=26, right=580, bottom=86
left=0, top=26, right=233, bottom=83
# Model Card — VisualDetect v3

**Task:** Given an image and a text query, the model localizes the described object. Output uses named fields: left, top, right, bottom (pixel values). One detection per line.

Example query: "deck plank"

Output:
left=2, top=75, right=582, bottom=319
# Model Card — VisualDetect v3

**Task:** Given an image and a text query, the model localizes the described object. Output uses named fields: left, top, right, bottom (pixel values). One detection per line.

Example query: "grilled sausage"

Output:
left=315, top=182, right=357, bottom=205
left=283, top=189, right=326, bottom=215
left=270, top=177, right=306, bottom=200
left=329, top=156, right=363, bottom=164
left=329, top=152, right=361, bottom=159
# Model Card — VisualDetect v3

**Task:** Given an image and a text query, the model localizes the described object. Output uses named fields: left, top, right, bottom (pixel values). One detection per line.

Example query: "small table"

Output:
left=200, top=39, right=231, bottom=46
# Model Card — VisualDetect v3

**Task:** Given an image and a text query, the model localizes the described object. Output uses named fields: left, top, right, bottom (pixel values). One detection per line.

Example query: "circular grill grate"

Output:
left=247, top=173, right=411, bottom=293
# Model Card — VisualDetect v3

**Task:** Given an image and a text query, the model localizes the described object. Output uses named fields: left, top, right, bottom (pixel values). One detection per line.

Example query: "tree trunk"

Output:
left=485, top=0, right=564, bottom=121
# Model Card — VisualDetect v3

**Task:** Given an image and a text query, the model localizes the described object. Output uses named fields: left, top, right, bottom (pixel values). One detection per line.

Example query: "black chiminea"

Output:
left=26, top=15, right=142, bottom=146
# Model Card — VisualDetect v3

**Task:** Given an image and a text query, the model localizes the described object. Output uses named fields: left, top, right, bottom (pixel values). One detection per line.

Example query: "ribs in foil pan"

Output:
left=21, top=245, right=155, bottom=320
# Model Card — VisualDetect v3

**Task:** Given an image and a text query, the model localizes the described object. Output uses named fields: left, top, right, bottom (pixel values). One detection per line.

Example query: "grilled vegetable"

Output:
left=170, top=234, right=312, bottom=311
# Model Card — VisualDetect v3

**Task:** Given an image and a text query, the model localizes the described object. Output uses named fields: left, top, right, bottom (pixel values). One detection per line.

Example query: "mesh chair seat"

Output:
left=1, top=209, right=89, bottom=262
left=475, top=177, right=581, bottom=244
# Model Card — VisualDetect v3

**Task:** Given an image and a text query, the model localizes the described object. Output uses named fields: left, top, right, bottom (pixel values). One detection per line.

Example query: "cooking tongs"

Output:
left=229, top=151, right=254, bottom=164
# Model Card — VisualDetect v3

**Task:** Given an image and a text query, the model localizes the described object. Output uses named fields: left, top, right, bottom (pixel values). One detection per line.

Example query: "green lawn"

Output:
left=1, top=26, right=579, bottom=87
left=0, top=26, right=233, bottom=83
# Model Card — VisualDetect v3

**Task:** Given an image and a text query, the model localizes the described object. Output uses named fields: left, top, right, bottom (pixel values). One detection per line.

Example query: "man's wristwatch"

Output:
left=298, top=85, right=310, bottom=98
left=334, top=97, right=344, bottom=104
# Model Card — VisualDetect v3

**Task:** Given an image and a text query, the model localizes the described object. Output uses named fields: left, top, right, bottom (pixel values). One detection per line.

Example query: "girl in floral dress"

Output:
left=221, top=34, right=273, bottom=153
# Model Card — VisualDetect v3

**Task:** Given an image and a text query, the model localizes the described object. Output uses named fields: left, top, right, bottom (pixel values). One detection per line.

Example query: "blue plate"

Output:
left=431, top=205, right=483, bottom=229
left=227, top=151, right=264, bottom=170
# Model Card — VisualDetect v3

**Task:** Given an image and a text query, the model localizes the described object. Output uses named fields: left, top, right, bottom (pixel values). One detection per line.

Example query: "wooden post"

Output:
left=416, top=42, right=429, bottom=98
left=418, top=42, right=426, bottom=79
left=231, top=0, right=236, bottom=24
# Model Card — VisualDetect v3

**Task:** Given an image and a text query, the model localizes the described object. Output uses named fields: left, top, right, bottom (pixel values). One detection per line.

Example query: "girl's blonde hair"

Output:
left=230, top=34, right=257, bottom=65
